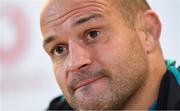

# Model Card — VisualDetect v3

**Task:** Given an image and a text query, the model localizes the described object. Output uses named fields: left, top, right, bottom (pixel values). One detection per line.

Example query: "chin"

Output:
left=67, top=76, right=131, bottom=110
left=70, top=89, right=122, bottom=110
left=69, top=77, right=112, bottom=109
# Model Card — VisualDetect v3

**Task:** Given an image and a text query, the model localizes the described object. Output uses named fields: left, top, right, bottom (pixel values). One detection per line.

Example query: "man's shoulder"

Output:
left=156, top=60, right=180, bottom=109
left=47, top=95, right=73, bottom=110
left=165, top=60, right=180, bottom=86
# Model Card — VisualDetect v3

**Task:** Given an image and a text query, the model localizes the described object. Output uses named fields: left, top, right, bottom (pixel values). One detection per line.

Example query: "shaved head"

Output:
left=41, top=0, right=150, bottom=30
left=108, top=0, right=151, bottom=27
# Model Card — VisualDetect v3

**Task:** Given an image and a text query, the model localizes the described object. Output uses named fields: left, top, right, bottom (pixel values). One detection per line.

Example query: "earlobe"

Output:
left=135, top=10, right=162, bottom=53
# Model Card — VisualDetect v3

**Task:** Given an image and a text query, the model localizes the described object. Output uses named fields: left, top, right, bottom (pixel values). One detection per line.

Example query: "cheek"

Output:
left=94, top=32, right=147, bottom=76
left=53, top=63, right=74, bottom=101
left=94, top=37, right=129, bottom=71
left=53, top=62, right=68, bottom=93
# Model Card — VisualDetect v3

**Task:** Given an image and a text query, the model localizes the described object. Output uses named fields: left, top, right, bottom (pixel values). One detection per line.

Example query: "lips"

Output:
left=74, top=75, right=104, bottom=91
left=68, top=69, right=108, bottom=93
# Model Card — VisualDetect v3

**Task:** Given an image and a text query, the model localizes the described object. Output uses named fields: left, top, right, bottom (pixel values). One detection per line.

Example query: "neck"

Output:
left=123, top=51, right=167, bottom=110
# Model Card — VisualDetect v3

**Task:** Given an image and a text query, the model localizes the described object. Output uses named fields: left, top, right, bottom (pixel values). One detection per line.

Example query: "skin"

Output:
left=40, top=0, right=167, bottom=109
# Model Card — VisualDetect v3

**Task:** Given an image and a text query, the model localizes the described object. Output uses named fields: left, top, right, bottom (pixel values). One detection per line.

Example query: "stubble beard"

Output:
left=69, top=63, right=148, bottom=110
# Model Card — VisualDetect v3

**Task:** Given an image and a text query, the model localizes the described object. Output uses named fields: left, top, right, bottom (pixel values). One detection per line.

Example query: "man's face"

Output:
left=41, top=0, right=149, bottom=109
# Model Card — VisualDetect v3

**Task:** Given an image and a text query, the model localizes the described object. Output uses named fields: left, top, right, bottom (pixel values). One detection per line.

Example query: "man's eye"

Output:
left=87, top=30, right=100, bottom=40
left=53, top=45, right=67, bottom=56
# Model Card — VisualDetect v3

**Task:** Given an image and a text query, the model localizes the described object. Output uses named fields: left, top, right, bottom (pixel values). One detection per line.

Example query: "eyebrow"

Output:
left=43, top=35, right=57, bottom=48
left=43, top=14, right=103, bottom=47
left=74, top=13, right=103, bottom=26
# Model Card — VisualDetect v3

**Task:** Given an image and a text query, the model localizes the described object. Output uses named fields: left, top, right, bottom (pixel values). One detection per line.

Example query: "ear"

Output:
left=135, top=10, right=162, bottom=53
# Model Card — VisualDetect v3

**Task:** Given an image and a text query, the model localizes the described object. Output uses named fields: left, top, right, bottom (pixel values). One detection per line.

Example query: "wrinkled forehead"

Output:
left=41, top=0, right=85, bottom=16
left=40, top=0, right=110, bottom=25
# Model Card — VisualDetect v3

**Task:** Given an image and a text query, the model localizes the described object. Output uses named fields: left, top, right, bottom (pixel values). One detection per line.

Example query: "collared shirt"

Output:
left=149, top=60, right=180, bottom=110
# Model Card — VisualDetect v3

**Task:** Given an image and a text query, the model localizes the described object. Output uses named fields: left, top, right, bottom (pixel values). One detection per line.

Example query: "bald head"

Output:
left=108, top=0, right=151, bottom=27
left=41, top=0, right=150, bottom=30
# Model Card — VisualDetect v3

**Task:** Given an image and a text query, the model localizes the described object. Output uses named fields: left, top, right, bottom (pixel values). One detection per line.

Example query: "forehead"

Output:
left=41, top=0, right=110, bottom=18
left=40, top=0, right=113, bottom=36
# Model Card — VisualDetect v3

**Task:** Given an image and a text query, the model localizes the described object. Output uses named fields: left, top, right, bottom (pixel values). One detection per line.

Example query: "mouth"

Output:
left=74, top=75, right=105, bottom=91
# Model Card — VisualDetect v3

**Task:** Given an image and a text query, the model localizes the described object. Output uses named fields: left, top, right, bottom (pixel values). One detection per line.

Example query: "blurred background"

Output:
left=0, top=0, right=179, bottom=110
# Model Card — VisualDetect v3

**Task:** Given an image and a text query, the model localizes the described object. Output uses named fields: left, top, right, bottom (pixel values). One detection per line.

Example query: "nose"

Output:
left=67, top=41, right=92, bottom=72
